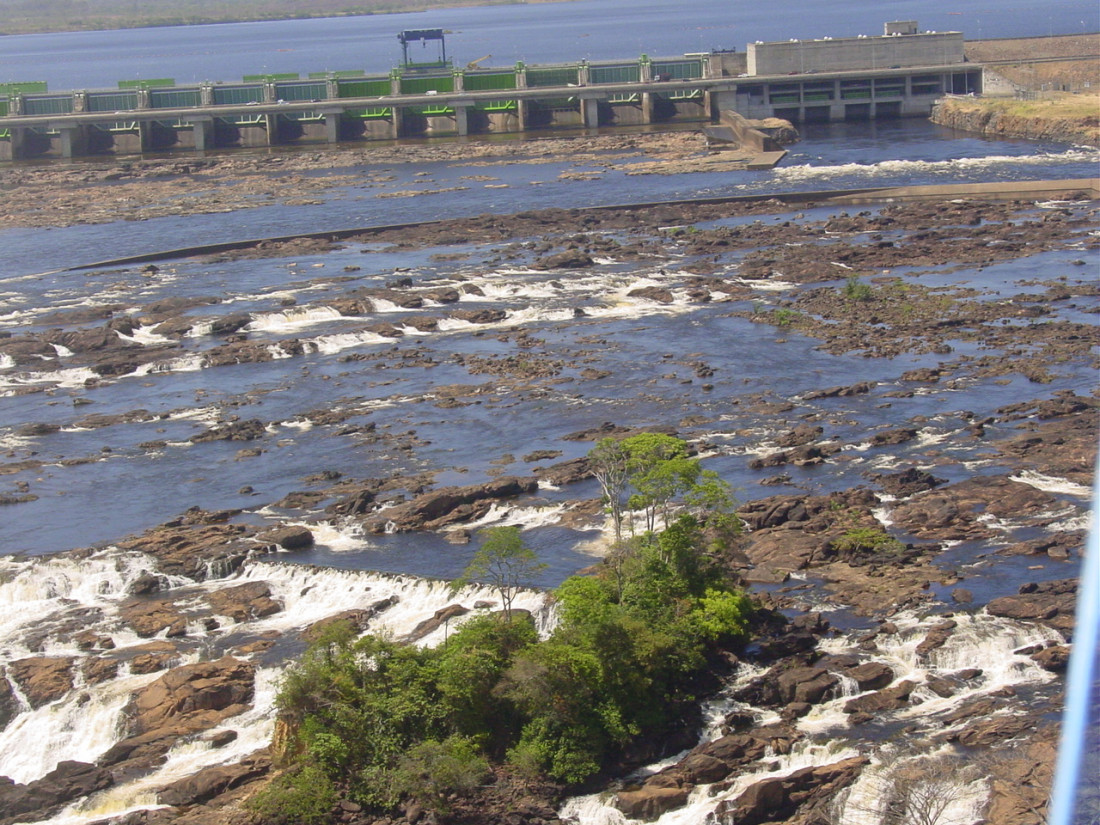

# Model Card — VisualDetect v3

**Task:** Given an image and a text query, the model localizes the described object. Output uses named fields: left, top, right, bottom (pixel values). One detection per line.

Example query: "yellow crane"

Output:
left=465, top=54, right=492, bottom=70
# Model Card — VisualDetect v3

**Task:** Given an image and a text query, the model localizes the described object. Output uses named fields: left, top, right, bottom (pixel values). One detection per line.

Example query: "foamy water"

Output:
left=560, top=609, right=1063, bottom=824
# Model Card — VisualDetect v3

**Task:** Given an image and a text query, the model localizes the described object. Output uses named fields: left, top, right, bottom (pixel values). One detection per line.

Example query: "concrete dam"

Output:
left=0, top=21, right=982, bottom=160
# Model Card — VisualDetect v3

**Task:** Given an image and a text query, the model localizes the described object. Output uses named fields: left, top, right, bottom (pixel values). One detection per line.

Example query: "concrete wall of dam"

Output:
left=0, top=23, right=983, bottom=160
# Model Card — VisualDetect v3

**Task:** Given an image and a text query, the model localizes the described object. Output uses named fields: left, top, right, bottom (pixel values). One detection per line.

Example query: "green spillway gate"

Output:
left=526, top=67, right=580, bottom=88
left=337, top=78, right=392, bottom=98
left=86, top=91, right=139, bottom=112
left=274, top=81, right=327, bottom=102
left=212, top=85, right=264, bottom=105
left=150, top=89, right=202, bottom=108
left=464, top=72, right=517, bottom=92
left=399, top=74, right=455, bottom=95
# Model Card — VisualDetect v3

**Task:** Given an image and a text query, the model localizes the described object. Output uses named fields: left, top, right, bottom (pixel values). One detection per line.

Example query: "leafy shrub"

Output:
left=772, top=307, right=799, bottom=327
left=247, top=764, right=336, bottom=825
left=391, top=735, right=491, bottom=812
left=844, top=274, right=874, bottom=301
left=832, top=526, right=905, bottom=554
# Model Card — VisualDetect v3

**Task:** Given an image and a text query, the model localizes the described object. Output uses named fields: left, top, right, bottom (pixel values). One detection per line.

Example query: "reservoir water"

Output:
left=0, top=0, right=1097, bottom=91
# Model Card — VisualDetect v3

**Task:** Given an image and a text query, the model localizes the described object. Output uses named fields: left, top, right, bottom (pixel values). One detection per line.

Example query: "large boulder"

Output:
left=844, top=680, right=915, bottom=715
left=205, top=582, right=282, bottom=623
left=361, top=476, right=538, bottom=533
left=257, top=525, right=314, bottom=550
left=119, top=598, right=189, bottom=638
left=156, top=753, right=270, bottom=807
left=130, top=656, right=255, bottom=737
left=846, top=661, right=895, bottom=691
left=7, top=657, right=75, bottom=708
left=615, top=784, right=692, bottom=821
left=616, top=724, right=799, bottom=818
left=987, top=578, right=1076, bottom=633
left=0, top=761, right=113, bottom=825
left=113, top=508, right=256, bottom=581
left=301, top=598, right=398, bottom=643
left=531, top=249, right=595, bottom=270
left=712, top=756, right=867, bottom=825
left=0, top=674, right=18, bottom=731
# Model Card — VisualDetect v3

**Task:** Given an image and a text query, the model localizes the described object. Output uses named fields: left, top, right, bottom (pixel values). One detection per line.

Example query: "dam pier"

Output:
left=0, top=21, right=981, bottom=160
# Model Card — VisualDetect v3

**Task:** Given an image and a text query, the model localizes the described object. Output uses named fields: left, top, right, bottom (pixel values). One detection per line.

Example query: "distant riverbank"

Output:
left=932, top=92, right=1100, bottom=147
left=0, top=0, right=571, bottom=36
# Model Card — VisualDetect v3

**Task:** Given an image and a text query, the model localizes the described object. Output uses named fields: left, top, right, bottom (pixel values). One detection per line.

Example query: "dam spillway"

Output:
left=0, top=22, right=981, bottom=160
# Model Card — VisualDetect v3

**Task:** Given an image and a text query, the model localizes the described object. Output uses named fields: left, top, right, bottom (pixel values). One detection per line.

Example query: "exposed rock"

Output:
left=985, top=735, right=1058, bottom=825
left=531, top=249, right=595, bottom=270
left=450, top=308, right=508, bottom=325
left=868, top=427, right=919, bottom=446
left=615, top=785, right=692, bottom=821
left=711, top=756, right=867, bottom=825
left=952, top=714, right=1036, bottom=747
left=1031, top=644, right=1070, bottom=672
left=205, top=582, right=282, bottom=623
left=0, top=761, right=114, bottom=825
left=888, top=474, right=1059, bottom=542
left=407, top=604, right=471, bottom=642
left=156, top=753, right=270, bottom=807
left=866, top=466, right=946, bottom=497
left=128, top=572, right=164, bottom=596
left=774, top=424, right=823, bottom=448
left=844, top=680, right=915, bottom=715
left=801, top=381, right=874, bottom=400
left=616, top=724, right=800, bottom=819
left=43, top=327, right=140, bottom=353
left=257, top=525, right=314, bottom=550
left=208, top=313, right=253, bottom=336
left=360, top=476, right=539, bottom=533
left=845, top=661, right=895, bottom=691
left=987, top=578, right=1077, bottom=633
left=8, top=656, right=75, bottom=708
left=301, top=597, right=398, bottom=642
left=83, top=657, right=120, bottom=686
left=915, top=620, right=957, bottom=659
left=189, top=418, right=268, bottom=443
left=129, top=656, right=255, bottom=737
left=627, top=286, right=675, bottom=304
left=749, top=441, right=842, bottom=469
left=119, top=597, right=189, bottom=638
left=0, top=674, right=18, bottom=731
left=113, top=509, right=257, bottom=581
left=532, top=456, right=592, bottom=486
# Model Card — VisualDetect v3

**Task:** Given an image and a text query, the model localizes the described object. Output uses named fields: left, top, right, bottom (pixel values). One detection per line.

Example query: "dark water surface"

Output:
left=0, top=0, right=1097, bottom=90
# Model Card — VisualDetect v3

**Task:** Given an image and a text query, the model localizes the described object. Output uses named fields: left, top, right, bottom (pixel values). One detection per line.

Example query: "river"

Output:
left=0, top=3, right=1096, bottom=824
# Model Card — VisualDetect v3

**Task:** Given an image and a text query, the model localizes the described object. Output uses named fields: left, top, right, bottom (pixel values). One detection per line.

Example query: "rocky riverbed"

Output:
left=0, top=130, right=755, bottom=230
left=0, top=145, right=1096, bottom=825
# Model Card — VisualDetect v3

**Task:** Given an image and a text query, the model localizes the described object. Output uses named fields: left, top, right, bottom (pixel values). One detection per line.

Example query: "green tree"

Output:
left=436, top=613, right=537, bottom=749
left=589, top=437, right=631, bottom=543
left=683, top=468, right=742, bottom=549
left=390, top=735, right=491, bottom=813
left=451, top=525, right=546, bottom=621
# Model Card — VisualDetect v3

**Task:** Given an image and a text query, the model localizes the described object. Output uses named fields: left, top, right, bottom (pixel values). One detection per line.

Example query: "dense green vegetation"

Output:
left=0, top=0, right=551, bottom=35
left=252, top=434, right=752, bottom=820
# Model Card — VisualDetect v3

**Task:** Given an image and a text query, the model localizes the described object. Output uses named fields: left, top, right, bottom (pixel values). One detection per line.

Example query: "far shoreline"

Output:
left=0, top=0, right=579, bottom=37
